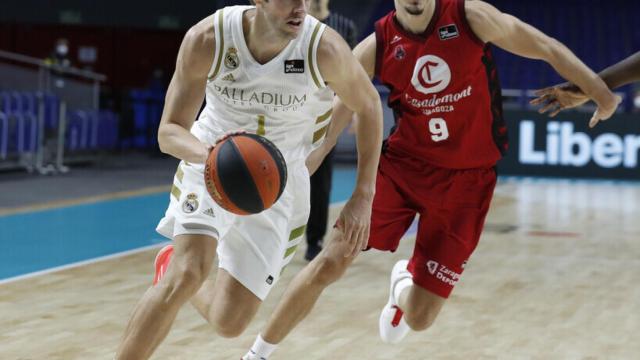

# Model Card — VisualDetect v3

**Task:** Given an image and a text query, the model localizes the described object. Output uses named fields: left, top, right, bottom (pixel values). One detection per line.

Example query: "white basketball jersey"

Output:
left=198, top=5, right=334, bottom=164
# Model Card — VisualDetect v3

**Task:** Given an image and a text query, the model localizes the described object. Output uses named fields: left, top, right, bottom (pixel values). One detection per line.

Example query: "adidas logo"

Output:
left=391, top=35, right=402, bottom=44
left=203, top=208, right=215, bottom=218
left=221, top=73, right=235, bottom=82
left=426, top=260, right=438, bottom=275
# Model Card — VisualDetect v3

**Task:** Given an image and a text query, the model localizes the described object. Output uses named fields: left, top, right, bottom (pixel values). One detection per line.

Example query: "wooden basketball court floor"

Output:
left=1, top=179, right=639, bottom=359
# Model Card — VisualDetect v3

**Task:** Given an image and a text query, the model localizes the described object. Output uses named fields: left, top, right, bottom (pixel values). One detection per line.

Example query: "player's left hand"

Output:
left=530, top=82, right=590, bottom=117
left=336, top=193, right=373, bottom=258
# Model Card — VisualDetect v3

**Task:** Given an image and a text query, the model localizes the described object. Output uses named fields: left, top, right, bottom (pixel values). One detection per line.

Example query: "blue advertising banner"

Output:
left=497, top=111, right=640, bottom=179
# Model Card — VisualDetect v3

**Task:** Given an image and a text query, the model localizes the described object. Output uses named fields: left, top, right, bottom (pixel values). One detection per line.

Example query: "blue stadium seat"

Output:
left=43, top=93, right=60, bottom=130
left=0, top=111, right=7, bottom=160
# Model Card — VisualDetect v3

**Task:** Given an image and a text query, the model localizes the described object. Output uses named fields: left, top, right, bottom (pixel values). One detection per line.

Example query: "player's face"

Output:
left=395, top=0, right=428, bottom=16
left=259, top=0, right=310, bottom=39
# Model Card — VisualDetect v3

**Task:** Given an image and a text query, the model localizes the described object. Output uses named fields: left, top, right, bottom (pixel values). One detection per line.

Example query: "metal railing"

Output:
left=0, top=50, right=106, bottom=174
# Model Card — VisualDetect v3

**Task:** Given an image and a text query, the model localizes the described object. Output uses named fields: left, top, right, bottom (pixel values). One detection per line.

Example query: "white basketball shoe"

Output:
left=379, top=259, right=412, bottom=344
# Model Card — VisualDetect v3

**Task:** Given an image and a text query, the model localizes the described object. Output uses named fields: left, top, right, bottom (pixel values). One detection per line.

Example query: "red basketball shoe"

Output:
left=153, top=245, right=174, bottom=285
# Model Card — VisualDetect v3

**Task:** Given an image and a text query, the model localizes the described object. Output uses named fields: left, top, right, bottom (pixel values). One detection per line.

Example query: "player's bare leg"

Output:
left=115, top=234, right=216, bottom=360
left=191, top=269, right=262, bottom=338
left=250, top=230, right=355, bottom=353
left=379, top=260, right=446, bottom=343
left=398, top=283, right=445, bottom=330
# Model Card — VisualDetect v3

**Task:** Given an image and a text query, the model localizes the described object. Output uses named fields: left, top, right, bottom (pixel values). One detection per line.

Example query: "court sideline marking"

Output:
left=0, top=200, right=345, bottom=286
left=0, top=185, right=170, bottom=217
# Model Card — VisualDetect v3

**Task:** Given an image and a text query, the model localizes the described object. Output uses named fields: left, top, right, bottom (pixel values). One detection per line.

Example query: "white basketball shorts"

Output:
left=156, top=123, right=311, bottom=300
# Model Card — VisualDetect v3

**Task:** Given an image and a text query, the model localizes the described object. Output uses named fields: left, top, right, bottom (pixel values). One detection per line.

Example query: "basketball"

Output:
left=204, top=133, right=287, bottom=215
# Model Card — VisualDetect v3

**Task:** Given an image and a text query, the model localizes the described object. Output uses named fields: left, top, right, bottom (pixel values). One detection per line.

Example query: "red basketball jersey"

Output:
left=375, top=0, right=508, bottom=169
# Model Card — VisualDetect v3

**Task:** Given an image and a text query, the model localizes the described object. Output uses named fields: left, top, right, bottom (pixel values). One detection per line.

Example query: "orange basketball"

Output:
left=204, top=133, right=287, bottom=215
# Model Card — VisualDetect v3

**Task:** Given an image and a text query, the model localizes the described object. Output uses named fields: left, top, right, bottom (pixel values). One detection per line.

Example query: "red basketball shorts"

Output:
left=368, top=152, right=497, bottom=298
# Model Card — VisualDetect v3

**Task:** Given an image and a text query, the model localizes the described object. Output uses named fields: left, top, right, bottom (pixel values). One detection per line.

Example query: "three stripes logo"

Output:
left=203, top=208, right=215, bottom=218
left=221, top=73, right=235, bottom=82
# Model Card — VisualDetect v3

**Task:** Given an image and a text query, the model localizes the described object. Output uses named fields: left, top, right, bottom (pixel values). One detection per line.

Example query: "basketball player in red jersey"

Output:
left=532, top=51, right=639, bottom=126
left=242, top=0, right=620, bottom=357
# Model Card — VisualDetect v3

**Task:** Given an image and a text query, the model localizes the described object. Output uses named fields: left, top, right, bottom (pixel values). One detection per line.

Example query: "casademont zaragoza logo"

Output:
left=411, top=55, right=451, bottom=95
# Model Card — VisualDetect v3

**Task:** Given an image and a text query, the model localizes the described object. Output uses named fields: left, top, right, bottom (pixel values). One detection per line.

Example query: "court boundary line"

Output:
left=0, top=185, right=170, bottom=217
left=0, top=242, right=171, bottom=285
left=0, top=201, right=348, bottom=285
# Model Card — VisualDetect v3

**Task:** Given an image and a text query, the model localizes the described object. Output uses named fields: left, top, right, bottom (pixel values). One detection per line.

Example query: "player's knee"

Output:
left=214, top=318, right=249, bottom=338
left=309, top=253, right=349, bottom=286
left=164, top=265, right=207, bottom=302
left=404, top=307, right=438, bottom=331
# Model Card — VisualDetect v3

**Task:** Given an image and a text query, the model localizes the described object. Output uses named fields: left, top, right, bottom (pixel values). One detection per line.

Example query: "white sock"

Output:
left=247, top=334, right=277, bottom=360
left=393, top=277, right=413, bottom=307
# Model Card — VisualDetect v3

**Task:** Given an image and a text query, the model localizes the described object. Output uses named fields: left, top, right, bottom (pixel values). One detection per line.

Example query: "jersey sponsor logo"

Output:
left=182, top=193, right=199, bottom=213
left=426, top=260, right=461, bottom=286
left=212, top=84, right=307, bottom=111
left=411, top=55, right=451, bottom=95
left=284, top=59, right=305, bottom=73
left=390, top=35, right=403, bottom=44
left=404, top=85, right=473, bottom=115
left=224, top=47, right=240, bottom=69
left=519, top=120, right=640, bottom=169
left=394, top=45, right=406, bottom=60
left=438, top=24, right=459, bottom=40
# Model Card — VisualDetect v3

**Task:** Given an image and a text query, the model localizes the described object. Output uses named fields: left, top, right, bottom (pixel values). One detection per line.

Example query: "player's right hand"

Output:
left=531, top=83, right=621, bottom=128
left=530, top=82, right=589, bottom=117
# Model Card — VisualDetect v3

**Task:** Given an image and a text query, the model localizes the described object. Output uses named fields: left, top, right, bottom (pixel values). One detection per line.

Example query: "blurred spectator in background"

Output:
left=45, top=38, right=72, bottom=88
left=48, top=38, right=72, bottom=68
left=305, top=0, right=358, bottom=261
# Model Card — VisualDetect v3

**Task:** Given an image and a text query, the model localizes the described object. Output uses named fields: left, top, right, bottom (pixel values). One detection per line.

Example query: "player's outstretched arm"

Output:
left=157, top=16, right=215, bottom=164
left=317, top=29, right=383, bottom=257
left=466, top=1, right=620, bottom=128
left=597, top=51, right=640, bottom=90
left=532, top=51, right=640, bottom=118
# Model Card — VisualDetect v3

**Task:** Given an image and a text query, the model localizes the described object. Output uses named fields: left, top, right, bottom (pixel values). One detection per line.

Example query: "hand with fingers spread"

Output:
left=531, top=83, right=622, bottom=128
left=530, top=83, right=589, bottom=117
left=335, top=193, right=373, bottom=258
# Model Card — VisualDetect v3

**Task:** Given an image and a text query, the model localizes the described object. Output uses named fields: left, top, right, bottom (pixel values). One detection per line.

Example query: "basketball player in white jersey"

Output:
left=114, top=1, right=383, bottom=359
